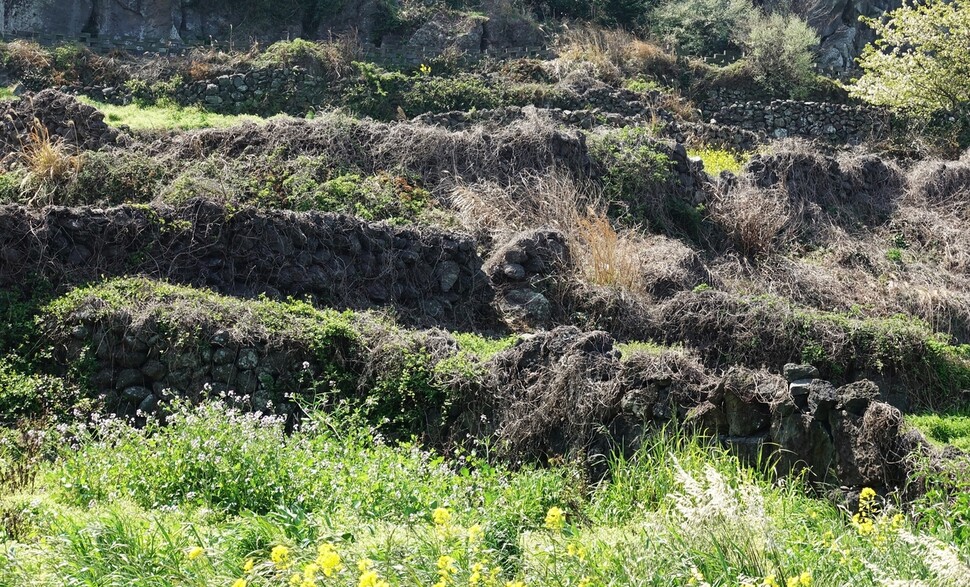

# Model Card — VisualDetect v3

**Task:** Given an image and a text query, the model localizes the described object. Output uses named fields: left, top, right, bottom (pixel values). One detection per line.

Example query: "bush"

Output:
left=849, top=0, right=970, bottom=148
left=741, top=11, right=820, bottom=99
left=0, top=359, right=81, bottom=424
left=650, top=0, right=757, bottom=55
left=403, top=75, right=500, bottom=117
left=254, top=38, right=358, bottom=80
left=66, top=151, right=170, bottom=205
left=587, top=127, right=679, bottom=230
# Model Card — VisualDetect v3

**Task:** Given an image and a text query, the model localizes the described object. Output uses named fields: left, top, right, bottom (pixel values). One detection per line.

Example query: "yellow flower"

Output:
left=860, top=487, right=876, bottom=501
left=187, top=546, right=205, bottom=560
left=438, top=555, right=457, bottom=573
left=504, top=582, right=525, bottom=587
left=433, top=507, right=452, bottom=526
left=785, top=572, right=811, bottom=587
left=304, top=562, right=321, bottom=580
left=578, top=577, right=593, bottom=587
left=467, top=524, right=484, bottom=542
left=544, top=507, right=565, bottom=531
left=289, top=573, right=303, bottom=586
left=271, top=545, right=292, bottom=569
left=470, top=562, right=485, bottom=585
left=359, top=569, right=390, bottom=587
left=358, top=558, right=374, bottom=572
left=763, top=574, right=780, bottom=587
left=566, top=543, right=587, bottom=560
left=243, top=558, right=255, bottom=572
left=231, top=580, right=247, bottom=587
left=317, top=543, right=342, bottom=576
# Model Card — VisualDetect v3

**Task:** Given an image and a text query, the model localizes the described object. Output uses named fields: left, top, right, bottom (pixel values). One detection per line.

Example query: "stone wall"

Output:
left=0, top=200, right=494, bottom=329
left=703, top=97, right=892, bottom=144
left=44, top=293, right=930, bottom=493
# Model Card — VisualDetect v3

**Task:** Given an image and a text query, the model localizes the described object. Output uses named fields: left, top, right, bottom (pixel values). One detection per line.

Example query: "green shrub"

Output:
left=254, top=38, right=354, bottom=79
left=66, top=151, right=171, bottom=205
left=650, top=0, right=756, bottom=55
left=344, top=62, right=410, bottom=120
left=402, top=75, right=500, bottom=116
left=0, top=359, right=80, bottom=424
left=741, top=11, right=820, bottom=99
left=587, top=127, right=677, bottom=228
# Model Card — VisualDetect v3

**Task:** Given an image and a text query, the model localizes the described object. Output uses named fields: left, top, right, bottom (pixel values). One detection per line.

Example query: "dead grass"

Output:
left=576, top=209, right=647, bottom=293
left=16, top=121, right=82, bottom=206
left=550, top=25, right=679, bottom=84
left=451, top=170, right=652, bottom=295
left=710, top=185, right=797, bottom=257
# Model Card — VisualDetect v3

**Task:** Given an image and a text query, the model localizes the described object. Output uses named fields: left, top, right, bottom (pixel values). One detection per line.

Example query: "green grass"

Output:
left=909, top=410, right=970, bottom=451
left=78, top=97, right=265, bottom=130
left=0, top=401, right=967, bottom=587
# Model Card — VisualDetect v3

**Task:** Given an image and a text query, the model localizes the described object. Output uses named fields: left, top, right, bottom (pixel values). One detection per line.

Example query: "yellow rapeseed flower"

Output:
left=231, top=580, right=247, bottom=587
left=271, top=545, right=292, bottom=569
left=433, top=507, right=452, bottom=526
left=317, top=543, right=342, bottom=576
left=763, top=574, right=780, bottom=587
left=544, top=507, right=565, bottom=531
left=860, top=487, right=876, bottom=501
left=187, top=546, right=205, bottom=560
left=470, top=562, right=485, bottom=585
left=785, top=572, right=811, bottom=587
left=304, top=562, right=321, bottom=580
left=359, top=569, right=390, bottom=587
left=504, top=582, right=525, bottom=587
left=243, top=558, right=255, bottom=572
left=467, top=524, right=484, bottom=542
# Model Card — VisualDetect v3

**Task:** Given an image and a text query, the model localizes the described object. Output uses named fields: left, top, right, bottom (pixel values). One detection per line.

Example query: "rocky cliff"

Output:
left=794, top=0, right=903, bottom=70
left=0, top=0, right=381, bottom=43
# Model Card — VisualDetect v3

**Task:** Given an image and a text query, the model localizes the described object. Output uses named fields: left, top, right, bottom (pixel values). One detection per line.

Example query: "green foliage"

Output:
left=650, top=0, right=756, bottom=55
left=587, top=127, right=676, bottom=226
left=851, top=0, right=970, bottom=122
left=741, top=11, right=820, bottom=99
left=79, top=96, right=262, bottom=130
left=909, top=410, right=970, bottom=451
left=403, top=74, right=500, bottom=116
left=0, top=172, right=22, bottom=203
left=254, top=38, right=351, bottom=79
left=0, top=410, right=963, bottom=586
left=0, top=360, right=78, bottom=425
left=66, top=150, right=171, bottom=205
left=344, top=61, right=409, bottom=120
left=312, top=173, right=436, bottom=223
left=885, top=247, right=904, bottom=263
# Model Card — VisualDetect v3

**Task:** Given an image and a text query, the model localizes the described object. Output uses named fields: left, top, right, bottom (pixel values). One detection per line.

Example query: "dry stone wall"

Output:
left=704, top=97, right=892, bottom=144
left=0, top=200, right=495, bottom=329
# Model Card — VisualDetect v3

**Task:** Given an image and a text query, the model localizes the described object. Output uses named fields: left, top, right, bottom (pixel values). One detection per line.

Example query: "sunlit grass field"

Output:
left=1, top=401, right=967, bottom=587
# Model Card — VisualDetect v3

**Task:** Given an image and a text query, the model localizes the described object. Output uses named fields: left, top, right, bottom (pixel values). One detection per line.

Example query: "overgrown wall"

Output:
left=0, top=200, right=495, bottom=329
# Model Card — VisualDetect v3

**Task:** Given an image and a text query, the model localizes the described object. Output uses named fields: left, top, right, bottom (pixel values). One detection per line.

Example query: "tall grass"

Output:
left=0, top=401, right=966, bottom=586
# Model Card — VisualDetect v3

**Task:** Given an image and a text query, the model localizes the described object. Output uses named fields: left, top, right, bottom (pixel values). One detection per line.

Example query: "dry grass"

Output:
left=452, top=170, right=652, bottom=295
left=17, top=121, right=82, bottom=206
left=550, top=25, right=678, bottom=84
left=710, top=185, right=797, bottom=257
left=576, top=209, right=648, bottom=293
